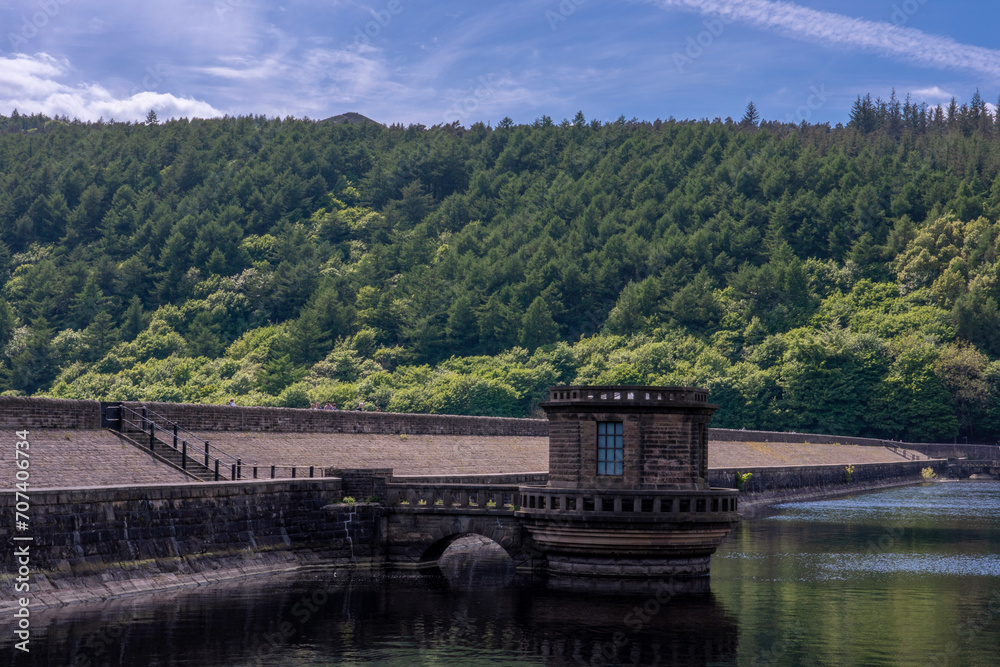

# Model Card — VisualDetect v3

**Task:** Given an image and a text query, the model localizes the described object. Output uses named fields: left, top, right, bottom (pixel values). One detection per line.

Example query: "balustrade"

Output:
left=516, top=486, right=739, bottom=519
left=386, top=483, right=518, bottom=511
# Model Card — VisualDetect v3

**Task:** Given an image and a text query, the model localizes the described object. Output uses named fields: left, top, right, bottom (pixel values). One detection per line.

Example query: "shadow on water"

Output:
left=3, top=482, right=996, bottom=666
left=428, top=534, right=741, bottom=664
left=0, top=535, right=740, bottom=666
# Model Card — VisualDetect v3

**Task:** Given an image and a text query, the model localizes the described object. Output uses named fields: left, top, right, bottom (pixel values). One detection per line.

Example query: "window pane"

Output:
left=597, top=421, right=623, bottom=476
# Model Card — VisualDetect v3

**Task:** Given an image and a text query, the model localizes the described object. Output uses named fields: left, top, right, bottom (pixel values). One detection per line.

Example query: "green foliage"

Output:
left=735, top=471, right=753, bottom=491
left=275, top=382, right=311, bottom=409
left=4, top=106, right=1000, bottom=441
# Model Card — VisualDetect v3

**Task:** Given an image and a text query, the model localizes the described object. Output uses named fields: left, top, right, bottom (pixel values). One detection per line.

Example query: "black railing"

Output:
left=105, top=404, right=319, bottom=482
left=884, top=443, right=922, bottom=461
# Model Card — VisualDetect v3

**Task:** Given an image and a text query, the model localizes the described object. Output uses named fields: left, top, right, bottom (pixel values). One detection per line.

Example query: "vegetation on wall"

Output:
left=2, top=92, right=1000, bottom=441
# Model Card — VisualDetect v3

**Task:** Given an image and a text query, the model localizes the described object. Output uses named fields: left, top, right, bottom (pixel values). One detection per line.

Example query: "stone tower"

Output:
left=517, top=385, right=740, bottom=577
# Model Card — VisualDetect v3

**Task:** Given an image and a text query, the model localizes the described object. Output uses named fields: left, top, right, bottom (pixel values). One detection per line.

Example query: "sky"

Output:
left=1, top=0, right=998, bottom=126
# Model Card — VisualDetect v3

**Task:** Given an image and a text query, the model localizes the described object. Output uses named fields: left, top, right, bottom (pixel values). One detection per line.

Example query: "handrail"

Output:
left=883, top=443, right=922, bottom=461
left=109, top=404, right=320, bottom=482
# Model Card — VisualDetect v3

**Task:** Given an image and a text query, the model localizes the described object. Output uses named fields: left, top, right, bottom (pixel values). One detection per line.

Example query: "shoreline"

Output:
left=735, top=476, right=928, bottom=517
left=4, top=476, right=968, bottom=613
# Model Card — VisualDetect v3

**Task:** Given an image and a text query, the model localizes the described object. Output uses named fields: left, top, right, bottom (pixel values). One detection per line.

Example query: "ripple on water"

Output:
left=719, top=549, right=1000, bottom=579
left=766, top=482, right=1000, bottom=526
left=819, top=552, right=1000, bottom=577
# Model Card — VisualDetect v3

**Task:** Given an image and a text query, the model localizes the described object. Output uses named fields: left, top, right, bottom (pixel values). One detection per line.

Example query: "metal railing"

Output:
left=883, top=443, right=922, bottom=461
left=106, top=404, right=321, bottom=482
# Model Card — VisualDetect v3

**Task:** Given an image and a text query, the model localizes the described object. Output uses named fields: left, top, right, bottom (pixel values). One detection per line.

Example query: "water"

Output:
left=2, top=482, right=998, bottom=666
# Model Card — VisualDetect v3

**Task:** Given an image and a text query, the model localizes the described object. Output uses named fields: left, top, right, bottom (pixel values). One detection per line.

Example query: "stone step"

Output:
left=111, top=429, right=217, bottom=481
left=147, top=442, right=218, bottom=481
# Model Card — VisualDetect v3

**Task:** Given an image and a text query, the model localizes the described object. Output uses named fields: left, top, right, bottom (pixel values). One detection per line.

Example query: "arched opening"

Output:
left=422, top=533, right=516, bottom=589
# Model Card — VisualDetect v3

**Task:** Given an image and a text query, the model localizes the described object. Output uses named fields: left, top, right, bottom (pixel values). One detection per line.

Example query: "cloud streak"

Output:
left=650, top=0, right=1000, bottom=78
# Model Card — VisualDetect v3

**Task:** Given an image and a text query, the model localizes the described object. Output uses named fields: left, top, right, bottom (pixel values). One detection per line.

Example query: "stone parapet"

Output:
left=0, top=478, right=383, bottom=602
left=708, top=460, right=944, bottom=507
left=119, top=401, right=547, bottom=436
left=708, top=428, right=1000, bottom=461
left=0, top=397, right=101, bottom=429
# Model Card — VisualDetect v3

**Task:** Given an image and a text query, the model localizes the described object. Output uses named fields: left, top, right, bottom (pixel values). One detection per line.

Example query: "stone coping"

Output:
left=542, top=385, right=711, bottom=407
left=0, top=477, right=343, bottom=500
left=709, top=459, right=944, bottom=473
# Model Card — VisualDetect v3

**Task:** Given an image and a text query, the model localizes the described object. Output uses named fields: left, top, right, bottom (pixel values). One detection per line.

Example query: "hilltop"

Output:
left=317, top=112, right=383, bottom=126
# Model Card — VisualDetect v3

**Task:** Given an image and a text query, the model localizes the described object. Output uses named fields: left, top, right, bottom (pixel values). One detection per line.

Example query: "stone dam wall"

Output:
left=709, top=428, right=1000, bottom=461
left=0, top=397, right=101, bottom=430
left=708, top=460, right=943, bottom=508
left=0, top=478, right=381, bottom=609
left=0, top=396, right=984, bottom=606
left=4, top=397, right=993, bottom=460
left=116, top=400, right=548, bottom=436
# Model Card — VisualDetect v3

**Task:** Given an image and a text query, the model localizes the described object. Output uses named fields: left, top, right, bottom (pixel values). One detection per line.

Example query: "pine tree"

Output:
left=446, top=294, right=479, bottom=352
left=9, top=318, right=56, bottom=394
left=81, top=311, right=117, bottom=362
left=849, top=94, right=877, bottom=133
left=519, top=297, right=559, bottom=350
left=742, top=101, right=760, bottom=127
left=121, top=295, right=146, bottom=342
left=70, top=275, right=108, bottom=329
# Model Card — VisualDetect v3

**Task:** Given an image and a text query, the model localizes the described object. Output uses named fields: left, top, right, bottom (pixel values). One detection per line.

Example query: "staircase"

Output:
left=883, top=443, right=928, bottom=461
left=102, top=403, right=243, bottom=482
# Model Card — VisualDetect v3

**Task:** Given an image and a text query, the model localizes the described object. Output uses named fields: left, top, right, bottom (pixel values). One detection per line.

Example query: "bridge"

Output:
left=353, top=473, right=739, bottom=574
left=86, top=388, right=1000, bottom=581
left=7, top=389, right=997, bottom=605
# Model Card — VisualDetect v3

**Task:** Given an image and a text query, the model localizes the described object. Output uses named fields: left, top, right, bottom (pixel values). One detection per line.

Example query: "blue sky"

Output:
left=1, top=0, right=998, bottom=125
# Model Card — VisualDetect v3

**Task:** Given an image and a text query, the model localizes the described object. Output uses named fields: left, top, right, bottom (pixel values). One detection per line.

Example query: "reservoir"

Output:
left=3, top=481, right=998, bottom=666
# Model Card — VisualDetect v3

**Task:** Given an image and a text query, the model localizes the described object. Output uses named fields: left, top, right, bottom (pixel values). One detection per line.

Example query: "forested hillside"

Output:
left=2, top=94, right=1000, bottom=441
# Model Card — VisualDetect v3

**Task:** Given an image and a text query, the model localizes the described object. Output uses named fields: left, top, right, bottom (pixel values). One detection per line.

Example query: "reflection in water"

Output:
left=2, top=541, right=739, bottom=666
left=712, top=481, right=1000, bottom=666
left=435, top=534, right=517, bottom=589
left=1, top=482, right=997, bottom=666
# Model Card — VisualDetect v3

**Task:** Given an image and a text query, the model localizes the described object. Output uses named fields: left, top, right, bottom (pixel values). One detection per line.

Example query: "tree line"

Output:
left=2, top=93, right=1000, bottom=441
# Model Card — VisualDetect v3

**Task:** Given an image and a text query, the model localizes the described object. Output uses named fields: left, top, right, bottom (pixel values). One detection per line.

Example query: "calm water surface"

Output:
left=2, top=481, right=998, bottom=666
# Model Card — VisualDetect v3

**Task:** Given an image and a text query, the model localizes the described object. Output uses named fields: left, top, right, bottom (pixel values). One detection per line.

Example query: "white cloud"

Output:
left=0, top=53, right=223, bottom=121
left=651, top=0, right=1000, bottom=78
left=911, top=86, right=954, bottom=102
